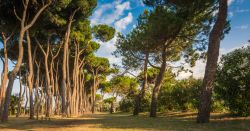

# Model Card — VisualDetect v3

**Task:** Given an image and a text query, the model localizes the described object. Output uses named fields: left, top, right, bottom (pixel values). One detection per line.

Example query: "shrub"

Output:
left=215, top=46, right=250, bottom=116
left=119, top=98, right=134, bottom=112
left=158, top=78, right=202, bottom=112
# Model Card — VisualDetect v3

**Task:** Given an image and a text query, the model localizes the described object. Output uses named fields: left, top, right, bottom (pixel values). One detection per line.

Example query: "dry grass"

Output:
left=0, top=112, right=250, bottom=131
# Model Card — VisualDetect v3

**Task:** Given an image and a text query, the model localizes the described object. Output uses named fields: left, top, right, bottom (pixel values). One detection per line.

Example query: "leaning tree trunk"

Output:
left=0, top=32, right=10, bottom=115
left=197, top=0, right=228, bottom=123
left=150, top=48, right=167, bottom=117
left=134, top=52, right=149, bottom=116
left=1, top=29, right=25, bottom=122
left=1, top=0, right=50, bottom=122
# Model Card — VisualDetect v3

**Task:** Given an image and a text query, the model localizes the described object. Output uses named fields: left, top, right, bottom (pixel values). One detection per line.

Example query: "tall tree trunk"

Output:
left=71, top=43, right=77, bottom=115
left=197, top=0, right=228, bottom=123
left=79, top=73, right=83, bottom=114
left=133, top=52, right=149, bottom=116
left=55, top=61, right=60, bottom=115
left=53, top=61, right=59, bottom=115
left=1, top=0, right=50, bottom=122
left=90, top=81, right=94, bottom=113
left=61, top=20, right=72, bottom=117
left=26, top=31, right=35, bottom=119
left=66, top=48, right=71, bottom=116
left=25, top=86, right=29, bottom=115
left=79, top=70, right=85, bottom=114
left=0, top=33, right=9, bottom=115
left=110, top=101, right=114, bottom=114
left=40, top=77, right=45, bottom=117
left=35, top=60, right=40, bottom=119
left=40, top=85, right=44, bottom=117
left=150, top=48, right=167, bottom=117
left=49, top=56, right=57, bottom=116
left=49, top=43, right=61, bottom=115
left=50, top=63, right=54, bottom=115
left=91, top=75, right=98, bottom=114
left=61, top=9, right=79, bottom=116
left=1, top=29, right=25, bottom=122
left=44, top=50, right=51, bottom=118
left=16, top=73, right=23, bottom=117
left=37, top=40, right=51, bottom=118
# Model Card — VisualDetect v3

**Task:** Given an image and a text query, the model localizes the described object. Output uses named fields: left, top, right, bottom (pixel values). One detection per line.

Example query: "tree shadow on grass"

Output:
left=158, top=111, right=197, bottom=118
left=1, top=113, right=250, bottom=131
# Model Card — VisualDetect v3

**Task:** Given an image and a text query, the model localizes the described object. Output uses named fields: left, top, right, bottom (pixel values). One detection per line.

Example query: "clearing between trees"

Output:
left=1, top=112, right=249, bottom=131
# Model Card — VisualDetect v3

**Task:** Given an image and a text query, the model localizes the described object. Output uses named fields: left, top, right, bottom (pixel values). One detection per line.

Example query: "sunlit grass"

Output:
left=0, top=112, right=250, bottom=131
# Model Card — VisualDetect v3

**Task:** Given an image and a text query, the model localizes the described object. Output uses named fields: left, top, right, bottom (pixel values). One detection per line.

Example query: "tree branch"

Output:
left=36, top=38, right=47, bottom=56
left=52, top=43, right=62, bottom=59
left=129, top=50, right=145, bottom=61
left=148, top=60, right=161, bottom=69
left=24, top=0, right=51, bottom=30
left=13, top=7, right=22, bottom=21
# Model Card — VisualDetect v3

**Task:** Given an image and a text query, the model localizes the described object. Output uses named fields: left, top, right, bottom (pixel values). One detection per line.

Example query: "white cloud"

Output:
left=236, top=25, right=249, bottom=30
left=90, top=3, right=112, bottom=25
left=91, top=1, right=132, bottom=65
left=220, top=43, right=249, bottom=55
left=90, top=1, right=131, bottom=25
left=95, top=34, right=121, bottom=65
left=114, top=12, right=133, bottom=31
left=177, top=60, right=206, bottom=79
left=177, top=43, right=249, bottom=79
left=116, top=1, right=131, bottom=13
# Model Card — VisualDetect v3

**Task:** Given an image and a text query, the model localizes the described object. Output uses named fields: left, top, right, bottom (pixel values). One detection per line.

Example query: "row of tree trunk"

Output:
left=0, top=0, right=100, bottom=122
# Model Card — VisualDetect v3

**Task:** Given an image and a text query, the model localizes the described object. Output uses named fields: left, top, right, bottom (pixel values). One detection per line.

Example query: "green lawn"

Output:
left=0, top=112, right=250, bottom=131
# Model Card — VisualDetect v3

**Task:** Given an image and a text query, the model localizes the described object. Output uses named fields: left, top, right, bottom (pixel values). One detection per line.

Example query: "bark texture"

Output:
left=0, top=32, right=9, bottom=115
left=1, top=0, right=50, bottom=122
left=133, top=53, right=149, bottom=116
left=197, top=0, right=228, bottom=123
left=150, top=48, right=167, bottom=117
left=26, top=31, right=35, bottom=119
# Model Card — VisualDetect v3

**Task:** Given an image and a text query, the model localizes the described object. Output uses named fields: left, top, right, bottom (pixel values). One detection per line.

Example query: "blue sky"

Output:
left=90, top=0, right=147, bottom=64
left=91, top=0, right=250, bottom=78
left=5, top=0, right=250, bottom=94
left=223, top=0, right=250, bottom=49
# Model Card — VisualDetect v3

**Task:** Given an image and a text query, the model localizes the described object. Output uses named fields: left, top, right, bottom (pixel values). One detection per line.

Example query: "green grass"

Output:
left=0, top=112, right=250, bottom=131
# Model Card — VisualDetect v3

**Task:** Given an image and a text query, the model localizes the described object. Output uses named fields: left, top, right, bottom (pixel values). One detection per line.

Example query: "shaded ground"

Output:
left=0, top=112, right=250, bottom=131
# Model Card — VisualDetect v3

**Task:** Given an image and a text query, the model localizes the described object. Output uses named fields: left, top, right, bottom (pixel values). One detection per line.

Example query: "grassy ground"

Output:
left=0, top=112, right=250, bottom=131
